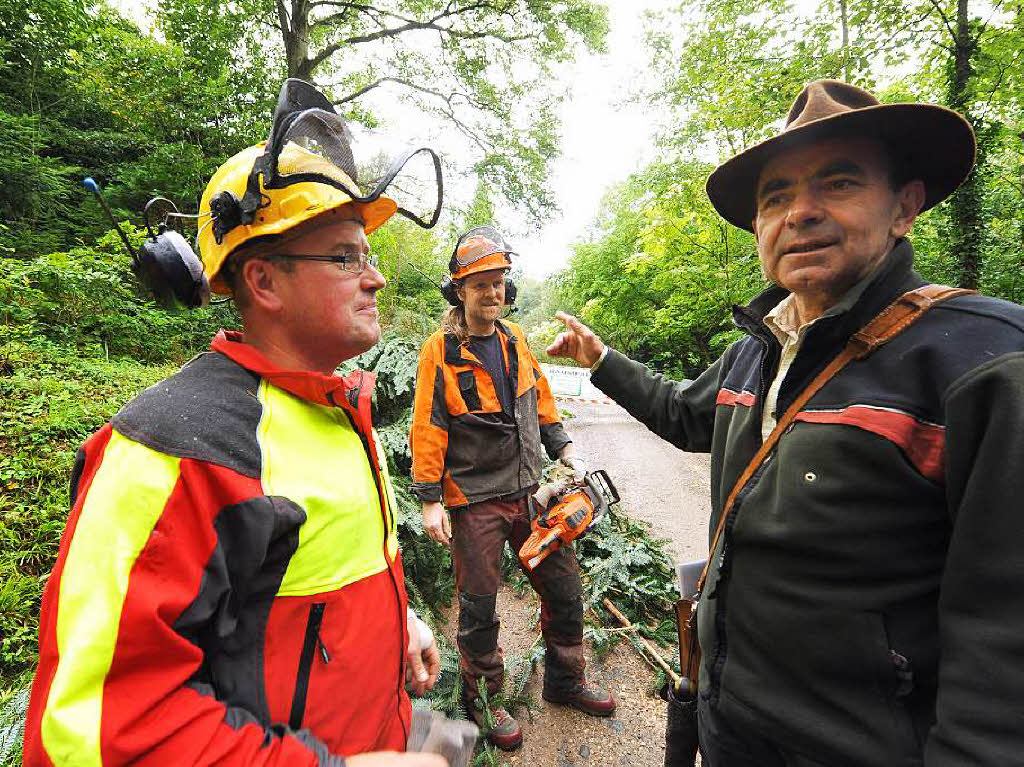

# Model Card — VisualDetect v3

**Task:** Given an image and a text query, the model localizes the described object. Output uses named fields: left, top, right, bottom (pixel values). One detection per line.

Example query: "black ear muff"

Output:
left=440, top=275, right=462, bottom=306
left=504, top=276, right=517, bottom=306
left=135, top=228, right=210, bottom=309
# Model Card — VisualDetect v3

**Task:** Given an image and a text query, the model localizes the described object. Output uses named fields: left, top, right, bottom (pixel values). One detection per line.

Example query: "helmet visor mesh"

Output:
left=453, top=225, right=516, bottom=267
left=255, top=79, right=442, bottom=228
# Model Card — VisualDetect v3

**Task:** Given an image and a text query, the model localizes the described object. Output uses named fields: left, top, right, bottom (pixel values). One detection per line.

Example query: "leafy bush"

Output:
left=1, top=229, right=240, bottom=364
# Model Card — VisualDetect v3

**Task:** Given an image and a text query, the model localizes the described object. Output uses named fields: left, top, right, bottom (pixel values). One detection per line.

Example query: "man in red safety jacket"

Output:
left=24, top=86, right=446, bottom=767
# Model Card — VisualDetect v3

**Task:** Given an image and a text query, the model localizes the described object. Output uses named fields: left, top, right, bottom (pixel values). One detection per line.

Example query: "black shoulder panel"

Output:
left=112, top=352, right=263, bottom=478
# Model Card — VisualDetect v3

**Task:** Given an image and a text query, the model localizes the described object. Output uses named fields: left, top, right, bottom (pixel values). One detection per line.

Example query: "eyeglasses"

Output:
left=265, top=252, right=379, bottom=274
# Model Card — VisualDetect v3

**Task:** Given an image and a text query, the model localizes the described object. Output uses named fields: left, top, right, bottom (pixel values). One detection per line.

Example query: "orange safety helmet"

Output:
left=440, top=225, right=517, bottom=306
left=449, top=225, right=514, bottom=280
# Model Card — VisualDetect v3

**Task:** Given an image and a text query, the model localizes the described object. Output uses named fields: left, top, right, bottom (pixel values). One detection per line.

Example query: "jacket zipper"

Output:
left=327, top=394, right=408, bottom=742
left=289, top=602, right=327, bottom=730
left=706, top=454, right=774, bottom=706
left=346, top=413, right=409, bottom=742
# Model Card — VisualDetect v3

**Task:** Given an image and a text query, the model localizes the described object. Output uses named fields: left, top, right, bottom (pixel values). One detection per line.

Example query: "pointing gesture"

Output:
left=547, top=311, right=606, bottom=368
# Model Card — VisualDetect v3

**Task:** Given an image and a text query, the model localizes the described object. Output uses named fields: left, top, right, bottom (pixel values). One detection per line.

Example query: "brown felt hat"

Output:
left=705, top=79, right=976, bottom=231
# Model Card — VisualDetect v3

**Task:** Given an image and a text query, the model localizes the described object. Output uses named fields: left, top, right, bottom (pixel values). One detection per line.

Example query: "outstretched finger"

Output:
left=554, top=311, right=590, bottom=334
left=546, top=332, right=569, bottom=356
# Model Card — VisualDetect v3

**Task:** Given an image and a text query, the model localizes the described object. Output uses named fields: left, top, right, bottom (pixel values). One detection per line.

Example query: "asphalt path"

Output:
left=558, top=398, right=713, bottom=565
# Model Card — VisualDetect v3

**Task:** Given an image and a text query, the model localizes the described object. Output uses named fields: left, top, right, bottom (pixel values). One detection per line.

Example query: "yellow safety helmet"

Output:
left=198, top=142, right=398, bottom=295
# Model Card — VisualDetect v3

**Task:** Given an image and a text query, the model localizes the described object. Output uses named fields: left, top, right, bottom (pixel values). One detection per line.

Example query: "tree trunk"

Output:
left=839, top=0, right=850, bottom=80
left=279, top=0, right=313, bottom=81
left=946, top=0, right=982, bottom=290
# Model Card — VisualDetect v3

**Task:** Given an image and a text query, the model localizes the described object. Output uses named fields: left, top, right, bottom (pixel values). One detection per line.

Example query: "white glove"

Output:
left=407, top=607, right=435, bottom=649
left=560, top=454, right=588, bottom=482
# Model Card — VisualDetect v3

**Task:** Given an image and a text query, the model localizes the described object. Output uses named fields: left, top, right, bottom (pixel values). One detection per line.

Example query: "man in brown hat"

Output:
left=548, top=80, right=1024, bottom=765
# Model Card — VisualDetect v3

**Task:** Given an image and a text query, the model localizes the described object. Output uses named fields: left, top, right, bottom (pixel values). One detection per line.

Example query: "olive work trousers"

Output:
left=451, top=495, right=586, bottom=699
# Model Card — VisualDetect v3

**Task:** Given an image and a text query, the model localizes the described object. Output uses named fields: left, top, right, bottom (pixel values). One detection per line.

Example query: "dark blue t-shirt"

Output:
left=468, top=331, right=514, bottom=415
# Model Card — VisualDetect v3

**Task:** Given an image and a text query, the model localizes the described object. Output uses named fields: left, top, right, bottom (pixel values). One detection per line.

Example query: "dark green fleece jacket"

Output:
left=592, top=241, right=1024, bottom=766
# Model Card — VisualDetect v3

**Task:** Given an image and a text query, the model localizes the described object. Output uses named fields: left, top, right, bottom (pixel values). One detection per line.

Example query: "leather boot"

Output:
left=464, top=692, right=523, bottom=750
left=543, top=680, right=617, bottom=717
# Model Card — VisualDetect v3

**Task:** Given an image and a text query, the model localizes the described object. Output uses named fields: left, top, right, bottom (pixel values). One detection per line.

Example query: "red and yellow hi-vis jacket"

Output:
left=410, top=320, right=570, bottom=507
left=23, top=331, right=410, bottom=766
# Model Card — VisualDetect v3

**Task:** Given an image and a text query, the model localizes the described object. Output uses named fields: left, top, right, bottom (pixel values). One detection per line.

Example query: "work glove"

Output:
left=560, top=454, right=588, bottom=482
left=530, top=479, right=570, bottom=523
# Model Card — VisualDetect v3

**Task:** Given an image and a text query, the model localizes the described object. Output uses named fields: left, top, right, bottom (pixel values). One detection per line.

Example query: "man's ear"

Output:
left=242, top=259, right=285, bottom=313
left=892, top=179, right=926, bottom=238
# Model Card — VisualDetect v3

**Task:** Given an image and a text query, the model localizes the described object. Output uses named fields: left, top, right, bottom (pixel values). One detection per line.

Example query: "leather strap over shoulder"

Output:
left=694, top=283, right=974, bottom=596
left=850, top=284, right=974, bottom=358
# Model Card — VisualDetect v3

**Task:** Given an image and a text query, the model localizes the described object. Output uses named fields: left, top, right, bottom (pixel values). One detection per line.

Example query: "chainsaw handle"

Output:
left=585, top=474, right=608, bottom=521
left=584, top=469, right=618, bottom=523
left=529, top=479, right=569, bottom=525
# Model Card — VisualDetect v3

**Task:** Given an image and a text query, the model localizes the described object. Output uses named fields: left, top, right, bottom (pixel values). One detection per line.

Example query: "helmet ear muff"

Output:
left=440, top=275, right=462, bottom=306
left=504, top=277, right=516, bottom=306
left=135, top=228, right=210, bottom=309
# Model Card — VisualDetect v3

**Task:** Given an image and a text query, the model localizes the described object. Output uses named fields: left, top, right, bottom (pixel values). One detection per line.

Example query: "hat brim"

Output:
left=705, top=103, right=976, bottom=232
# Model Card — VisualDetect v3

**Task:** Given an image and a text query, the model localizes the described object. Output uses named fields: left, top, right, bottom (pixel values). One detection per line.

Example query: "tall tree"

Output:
left=260, top=0, right=608, bottom=217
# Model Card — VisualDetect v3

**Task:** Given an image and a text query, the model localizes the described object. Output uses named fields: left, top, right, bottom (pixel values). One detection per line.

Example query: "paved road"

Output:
left=559, top=398, right=712, bottom=564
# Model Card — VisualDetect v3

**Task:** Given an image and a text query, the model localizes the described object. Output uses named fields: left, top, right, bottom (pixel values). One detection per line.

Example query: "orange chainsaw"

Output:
left=518, top=470, right=619, bottom=572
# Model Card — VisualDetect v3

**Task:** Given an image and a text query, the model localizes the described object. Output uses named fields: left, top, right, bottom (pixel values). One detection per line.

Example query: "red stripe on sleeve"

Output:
left=716, top=388, right=757, bottom=408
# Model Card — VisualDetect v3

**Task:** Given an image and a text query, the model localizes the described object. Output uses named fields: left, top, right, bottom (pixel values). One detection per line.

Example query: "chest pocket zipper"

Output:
left=290, top=602, right=328, bottom=730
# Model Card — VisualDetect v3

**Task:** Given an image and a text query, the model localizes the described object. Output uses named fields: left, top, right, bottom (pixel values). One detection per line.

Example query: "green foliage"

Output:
left=0, top=342, right=178, bottom=681
left=0, top=229, right=237, bottom=698
left=261, top=0, right=608, bottom=218
left=1, top=686, right=28, bottom=766
left=641, top=0, right=1024, bottom=298
left=370, top=218, right=449, bottom=344
left=1, top=229, right=240, bottom=362
left=0, top=0, right=274, bottom=258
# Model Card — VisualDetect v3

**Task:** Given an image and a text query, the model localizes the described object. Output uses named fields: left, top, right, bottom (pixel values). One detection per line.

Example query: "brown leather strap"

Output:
left=693, top=284, right=974, bottom=595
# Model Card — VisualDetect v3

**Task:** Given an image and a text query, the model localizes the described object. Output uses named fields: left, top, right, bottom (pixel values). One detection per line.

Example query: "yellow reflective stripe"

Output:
left=373, top=428, right=400, bottom=560
left=257, top=382, right=387, bottom=596
left=41, top=430, right=181, bottom=766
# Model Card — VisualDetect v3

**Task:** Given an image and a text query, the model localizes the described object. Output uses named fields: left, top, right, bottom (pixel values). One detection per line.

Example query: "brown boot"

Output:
left=464, top=693, right=523, bottom=750
left=543, top=681, right=617, bottom=717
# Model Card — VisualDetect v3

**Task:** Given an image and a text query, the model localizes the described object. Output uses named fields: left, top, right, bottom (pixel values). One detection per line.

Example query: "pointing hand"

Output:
left=546, top=311, right=606, bottom=368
